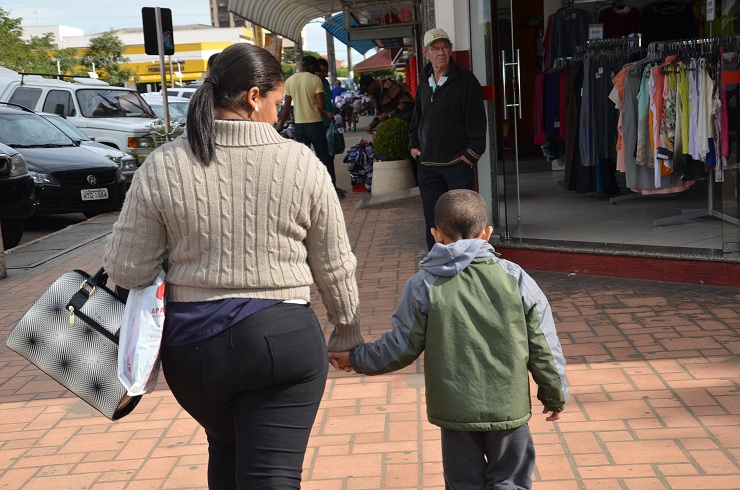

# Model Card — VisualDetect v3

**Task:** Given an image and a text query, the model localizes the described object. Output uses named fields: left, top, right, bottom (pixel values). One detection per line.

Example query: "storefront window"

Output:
left=471, top=0, right=740, bottom=254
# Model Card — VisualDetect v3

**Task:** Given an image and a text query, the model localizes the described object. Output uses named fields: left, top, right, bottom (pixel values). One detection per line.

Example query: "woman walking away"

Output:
left=103, top=43, right=363, bottom=489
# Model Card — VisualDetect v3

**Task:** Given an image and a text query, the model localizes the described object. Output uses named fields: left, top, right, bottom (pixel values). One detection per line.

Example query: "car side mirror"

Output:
left=54, top=104, right=66, bottom=117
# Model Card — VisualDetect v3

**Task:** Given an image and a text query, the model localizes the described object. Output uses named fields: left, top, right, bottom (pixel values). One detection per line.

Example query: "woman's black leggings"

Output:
left=161, top=303, right=328, bottom=489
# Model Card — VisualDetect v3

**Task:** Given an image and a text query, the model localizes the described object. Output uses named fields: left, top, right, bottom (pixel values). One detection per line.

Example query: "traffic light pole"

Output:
left=154, top=7, right=171, bottom=140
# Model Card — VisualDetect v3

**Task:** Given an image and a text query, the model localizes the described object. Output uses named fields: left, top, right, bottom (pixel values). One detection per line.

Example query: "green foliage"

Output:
left=144, top=118, right=185, bottom=149
left=302, top=50, right=323, bottom=61
left=373, top=118, right=410, bottom=161
left=282, top=47, right=295, bottom=64
left=54, top=47, right=85, bottom=76
left=0, top=8, right=57, bottom=73
left=282, top=63, right=295, bottom=79
left=0, top=11, right=135, bottom=84
left=0, top=8, right=27, bottom=70
left=81, top=31, right=138, bottom=85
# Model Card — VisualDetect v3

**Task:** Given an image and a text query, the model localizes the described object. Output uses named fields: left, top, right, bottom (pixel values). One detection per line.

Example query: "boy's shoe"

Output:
left=335, top=187, right=347, bottom=197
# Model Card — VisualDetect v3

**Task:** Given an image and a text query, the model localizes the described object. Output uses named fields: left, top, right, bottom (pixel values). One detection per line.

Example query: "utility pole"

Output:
left=347, top=46, right=354, bottom=89
left=325, top=15, right=337, bottom=84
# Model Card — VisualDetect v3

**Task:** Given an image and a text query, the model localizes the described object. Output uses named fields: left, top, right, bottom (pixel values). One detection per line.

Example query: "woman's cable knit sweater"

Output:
left=103, top=120, right=363, bottom=351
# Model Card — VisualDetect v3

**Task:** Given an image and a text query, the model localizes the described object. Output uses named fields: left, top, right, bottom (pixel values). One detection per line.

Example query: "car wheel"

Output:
left=1, top=219, right=24, bottom=249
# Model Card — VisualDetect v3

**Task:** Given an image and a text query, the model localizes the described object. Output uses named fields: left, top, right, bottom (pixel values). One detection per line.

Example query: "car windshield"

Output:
left=77, top=89, right=156, bottom=118
left=0, top=113, right=76, bottom=148
left=41, top=113, right=92, bottom=142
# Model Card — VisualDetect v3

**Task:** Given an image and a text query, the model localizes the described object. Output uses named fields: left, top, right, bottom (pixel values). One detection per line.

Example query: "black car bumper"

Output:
left=33, top=180, right=126, bottom=214
left=0, top=174, right=36, bottom=220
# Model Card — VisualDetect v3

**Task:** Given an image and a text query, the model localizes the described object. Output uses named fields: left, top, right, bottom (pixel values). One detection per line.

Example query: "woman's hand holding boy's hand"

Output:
left=329, top=352, right=353, bottom=372
left=542, top=406, right=562, bottom=422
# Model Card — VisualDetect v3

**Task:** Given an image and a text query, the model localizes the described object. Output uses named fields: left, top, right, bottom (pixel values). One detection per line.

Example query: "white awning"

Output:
left=228, top=0, right=418, bottom=44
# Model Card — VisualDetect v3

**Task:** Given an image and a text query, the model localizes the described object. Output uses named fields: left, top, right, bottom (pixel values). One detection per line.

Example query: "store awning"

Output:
left=228, top=0, right=417, bottom=44
left=354, top=49, right=398, bottom=72
left=321, top=12, right=377, bottom=55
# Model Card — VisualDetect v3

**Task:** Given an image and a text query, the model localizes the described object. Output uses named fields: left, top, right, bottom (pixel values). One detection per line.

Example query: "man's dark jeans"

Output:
left=295, top=121, right=336, bottom=185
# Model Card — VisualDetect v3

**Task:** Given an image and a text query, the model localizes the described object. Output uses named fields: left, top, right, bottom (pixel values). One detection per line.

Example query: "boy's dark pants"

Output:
left=441, top=424, right=535, bottom=489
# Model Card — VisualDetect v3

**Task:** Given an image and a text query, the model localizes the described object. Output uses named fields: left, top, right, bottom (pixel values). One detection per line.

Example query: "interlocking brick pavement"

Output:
left=1, top=188, right=738, bottom=489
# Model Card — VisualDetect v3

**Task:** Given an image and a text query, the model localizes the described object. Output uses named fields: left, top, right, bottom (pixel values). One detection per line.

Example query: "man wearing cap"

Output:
left=358, top=75, right=415, bottom=134
left=277, top=56, right=343, bottom=198
left=410, top=28, right=487, bottom=250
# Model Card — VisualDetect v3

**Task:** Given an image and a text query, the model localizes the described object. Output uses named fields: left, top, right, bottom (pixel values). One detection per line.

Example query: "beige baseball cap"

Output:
left=424, top=28, right=450, bottom=47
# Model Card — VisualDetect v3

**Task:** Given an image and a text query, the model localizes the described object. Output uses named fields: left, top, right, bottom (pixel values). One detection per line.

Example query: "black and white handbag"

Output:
left=6, top=267, right=141, bottom=420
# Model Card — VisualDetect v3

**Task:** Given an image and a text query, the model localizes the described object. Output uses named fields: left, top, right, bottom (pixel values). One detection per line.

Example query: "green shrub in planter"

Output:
left=373, top=118, right=410, bottom=161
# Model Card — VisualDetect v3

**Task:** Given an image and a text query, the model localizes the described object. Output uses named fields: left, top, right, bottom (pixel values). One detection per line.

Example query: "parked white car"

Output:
left=160, top=86, right=198, bottom=99
left=140, top=93, right=190, bottom=126
left=0, top=67, right=159, bottom=165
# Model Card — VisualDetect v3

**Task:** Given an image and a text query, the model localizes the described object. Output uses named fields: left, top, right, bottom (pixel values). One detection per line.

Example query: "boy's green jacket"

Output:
left=350, top=239, right=569, bottom=431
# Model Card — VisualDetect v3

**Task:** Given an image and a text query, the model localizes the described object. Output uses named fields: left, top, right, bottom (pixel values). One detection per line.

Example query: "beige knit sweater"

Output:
left=103, top=120, right=363, bottom=351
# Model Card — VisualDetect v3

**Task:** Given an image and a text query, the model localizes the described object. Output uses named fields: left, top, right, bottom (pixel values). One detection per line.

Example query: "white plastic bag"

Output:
left=117, top=270, right=166, bottom=396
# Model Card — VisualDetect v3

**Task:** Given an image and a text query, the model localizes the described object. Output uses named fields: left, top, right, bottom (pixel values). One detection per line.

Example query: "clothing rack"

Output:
left=583, top=33, right=642, bottom=51
left=630, top=35, right=740, bottom=227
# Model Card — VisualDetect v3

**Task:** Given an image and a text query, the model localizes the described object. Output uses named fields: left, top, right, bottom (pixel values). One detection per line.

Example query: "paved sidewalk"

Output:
left=1, top=185, right=739, bottom=489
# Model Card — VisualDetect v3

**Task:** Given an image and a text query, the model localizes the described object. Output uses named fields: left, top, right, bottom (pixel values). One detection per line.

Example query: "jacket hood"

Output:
left=420, top=238, right=498, bottom=277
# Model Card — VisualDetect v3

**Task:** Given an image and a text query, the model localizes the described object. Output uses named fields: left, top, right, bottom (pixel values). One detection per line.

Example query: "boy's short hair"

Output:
left=434, top=189, right=488, bottom=240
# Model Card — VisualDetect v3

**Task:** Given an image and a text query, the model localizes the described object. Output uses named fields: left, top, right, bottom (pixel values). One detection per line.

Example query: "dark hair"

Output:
left=359, top=75, right=374, bottom=89
left=207, top=52, right=220, bottom=69
left=434, top=189, right=488, bottom=240
left=302, top=55, right=318, bottom=68
left=317, top=58, right=329, bottom=68
left=187, top=43, right=284, bottom=164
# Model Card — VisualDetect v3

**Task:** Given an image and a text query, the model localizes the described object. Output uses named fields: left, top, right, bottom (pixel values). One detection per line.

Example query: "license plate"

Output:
left=81, top=188, right=109, bottom=201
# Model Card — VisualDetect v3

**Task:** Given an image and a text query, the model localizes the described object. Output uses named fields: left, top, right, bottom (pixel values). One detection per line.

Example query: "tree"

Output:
left=0, top=8, right=26, bottom=70
left=25, top=34, right=57, bottom=74
left=282, top=47, right=295, bottom=64
left=53, top=47, right=84, bottom=76
left=0, top=9, right=58, bottom=73
left=303, top=50, right=323, bottom=60
left=81, top=31, right=138, bottom=86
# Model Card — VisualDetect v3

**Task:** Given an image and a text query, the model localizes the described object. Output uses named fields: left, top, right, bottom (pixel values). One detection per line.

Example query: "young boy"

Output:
left=330, top=189, right=569, bottom=489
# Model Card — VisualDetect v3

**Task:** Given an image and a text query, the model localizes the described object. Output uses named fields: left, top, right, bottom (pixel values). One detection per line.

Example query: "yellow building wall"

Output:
left=124, top=41, right=242, bottom=85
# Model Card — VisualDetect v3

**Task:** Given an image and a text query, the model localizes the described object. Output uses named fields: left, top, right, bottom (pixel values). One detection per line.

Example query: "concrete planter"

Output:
left=371, top=158, right=416, bottom=196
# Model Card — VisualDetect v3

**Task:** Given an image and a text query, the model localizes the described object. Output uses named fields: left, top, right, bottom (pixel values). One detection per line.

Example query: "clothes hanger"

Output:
left=628, top=42, right=660, bottom=76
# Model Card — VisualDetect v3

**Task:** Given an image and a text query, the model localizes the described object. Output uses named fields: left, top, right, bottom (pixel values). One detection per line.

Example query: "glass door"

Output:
left=495, top=0, right=522, bottom=239
left=720, top=165, right=740, bottom=252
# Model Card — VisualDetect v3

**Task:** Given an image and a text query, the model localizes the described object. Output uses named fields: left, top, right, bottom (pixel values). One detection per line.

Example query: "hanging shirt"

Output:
left=678, top=63, right=690, bottom=155
left=688, top=58, right=701, bottom=160
left=635, top=65, right=653, bottom=167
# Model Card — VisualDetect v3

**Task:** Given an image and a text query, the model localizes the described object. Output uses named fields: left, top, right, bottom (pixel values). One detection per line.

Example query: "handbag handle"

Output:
left=66, top=267, right=120, bottom=344
left=88, top=267, right=109, bottom=288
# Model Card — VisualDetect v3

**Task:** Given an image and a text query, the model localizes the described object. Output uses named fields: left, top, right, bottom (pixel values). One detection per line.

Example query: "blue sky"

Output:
left=3, top=0, right=367, bottom=63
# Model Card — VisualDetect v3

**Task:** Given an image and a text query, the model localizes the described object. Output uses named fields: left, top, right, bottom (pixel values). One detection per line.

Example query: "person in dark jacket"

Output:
left=329, top=189, right=568, bottom=489
left=410, top=28, right=487, bottom=250
left=358, top=75, right=415, bottom=133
